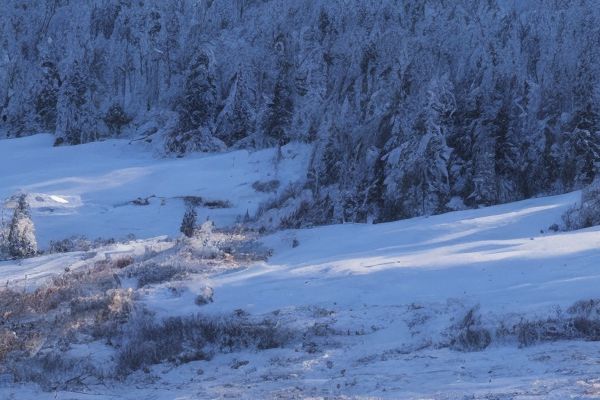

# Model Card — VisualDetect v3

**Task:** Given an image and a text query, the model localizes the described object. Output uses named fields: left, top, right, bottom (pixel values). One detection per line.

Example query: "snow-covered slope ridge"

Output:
left=233, top=191, right=596, bottom=315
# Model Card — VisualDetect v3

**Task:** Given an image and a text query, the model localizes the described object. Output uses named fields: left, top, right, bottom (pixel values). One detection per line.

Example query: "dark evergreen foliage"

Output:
left=180, top=206, right=197, bottom=238
left=3, top=1, right=600, bottom=226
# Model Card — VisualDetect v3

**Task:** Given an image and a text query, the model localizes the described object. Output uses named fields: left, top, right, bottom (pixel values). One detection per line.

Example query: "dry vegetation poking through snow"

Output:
left=0, top=229, right=288, bottom=391
left=3, top=230, right=600, bottom=396
left=2, top=189, right=600, bottom=398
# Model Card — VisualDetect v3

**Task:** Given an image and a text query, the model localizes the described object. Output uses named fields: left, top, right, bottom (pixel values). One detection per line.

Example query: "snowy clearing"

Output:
left=1, top=136, right=600, bottom=399
left=0, top=134, right=310, bottom=247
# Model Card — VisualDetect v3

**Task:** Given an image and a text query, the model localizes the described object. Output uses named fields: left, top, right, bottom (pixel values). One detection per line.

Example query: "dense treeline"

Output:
left=1, top=0, right=599, bottom=224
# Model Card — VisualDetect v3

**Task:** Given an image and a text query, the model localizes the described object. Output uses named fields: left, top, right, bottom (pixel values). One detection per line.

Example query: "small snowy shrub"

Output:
left=115, top=313, right=206, bottom=375
left=195, top=286, right=214, bottom=305
left=514, top=300, right=600, bottom=347
left=516, top=318, right=575, bottom=347
left=116, top=312, right=291, bottom=375
left=129, top=263, right=187, bottom=288
left=252, top=179, right=280, bottom=193
left=181, top=195, right=203, bottom=207
left=69, top=294, right=112, bottom=315
left=48, top=236, right=92, bottom=253
left=202, top=199, right=232, bottom=209
left=562, top=179, right=600, bottom=230
left=450, top=306, right=491, bottom=352
left=223, top=235, right=273, bottom=262
left=568, top=298, right=600, bottom=318
left=107, top=288, right=136, bottom=316
left=568, top=299, right=600, bottom=340
left=0, top=261, right=131, bottom=385
left=110, top=255, right=133, bottom=269
left=103, top=103, right=132, bottom=135
left=164, top=127, right=226, bottom=156
left=572, top=317, right=600, bottom=341
left=130, top=196, right=151, bottom=206
left=186, top=220, right=221, bottom=259
left=0, top=330, right=19, bottom=362
left=7, top=349, right=102, bottom=391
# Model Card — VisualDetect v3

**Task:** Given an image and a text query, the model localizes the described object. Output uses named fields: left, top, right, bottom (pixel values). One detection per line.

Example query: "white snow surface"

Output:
left=2, top=136, right=600, bottom=398
left=0, top=134, right=310, bottom=247
left=222, top=192, right=599, bottom=315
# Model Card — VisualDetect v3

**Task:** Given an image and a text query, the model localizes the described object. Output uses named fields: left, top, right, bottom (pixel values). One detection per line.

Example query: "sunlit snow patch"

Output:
left=27, top=193, right=82, bottom=212
left=48, top=195, right=69, bottom=204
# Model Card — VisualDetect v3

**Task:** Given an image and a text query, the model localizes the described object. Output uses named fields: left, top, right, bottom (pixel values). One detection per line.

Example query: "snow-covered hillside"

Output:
left=0, top=134, right=310, bottom=247
left=241, top=192, right=599, bottom=315
left=1, top=136, right=600, bottom=399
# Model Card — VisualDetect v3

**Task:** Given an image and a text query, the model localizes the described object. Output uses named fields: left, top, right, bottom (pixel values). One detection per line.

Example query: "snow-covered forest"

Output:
left=2, top=0, right=600, bottom=225
left=4, top=1, right=600, bottom=398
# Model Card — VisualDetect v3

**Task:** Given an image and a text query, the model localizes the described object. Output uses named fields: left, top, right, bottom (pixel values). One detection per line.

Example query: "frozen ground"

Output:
left=1, top=136, right=600, bottom=399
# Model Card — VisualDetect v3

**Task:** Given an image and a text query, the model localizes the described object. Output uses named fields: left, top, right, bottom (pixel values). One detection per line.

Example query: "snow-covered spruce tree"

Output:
left=6, top=194, right=37, bottom=259
left=215, top=68, right=255, bottom=146
left=180, top=206, right=197, bottom=238
left=263, top=59, right=294, bottom=146
left=55, top=61, right=95, bottom=146
left=164, top=51, right=225, bottom=155
left=33, top=60, right=61, bottom=132
left=178, top=52, right=217, bottom=133
left=560, top=128, right=600, bottom=191
left=319, top=133, right=344, bottom=187
left=382, top=76, right=454, bottom=218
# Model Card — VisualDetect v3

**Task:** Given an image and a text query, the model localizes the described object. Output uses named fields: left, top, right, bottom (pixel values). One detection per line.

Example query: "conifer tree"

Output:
left=215, top=69, right=254, bottom=145
left=34, top=60, right=61, bottom=132
left=263, top=61, right=294, bottom=145
left=55, top=61, right=92, bottom=145
left=7, top=194, right=37, bottom=259
left=180, top=206, right=197, bottom=238
left=178, top=53, right=217, bottom=132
